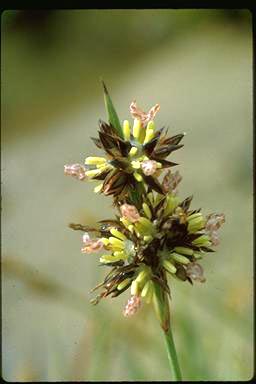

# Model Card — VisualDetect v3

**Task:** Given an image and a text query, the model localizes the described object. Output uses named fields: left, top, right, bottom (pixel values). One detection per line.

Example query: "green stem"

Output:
left=152, top=281, right=182, bottom=380
left=163, top=326, right=182, bottom=381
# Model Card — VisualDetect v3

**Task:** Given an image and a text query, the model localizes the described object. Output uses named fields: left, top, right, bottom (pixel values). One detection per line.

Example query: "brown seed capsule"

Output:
left=186, top=263, right=206, bottom=283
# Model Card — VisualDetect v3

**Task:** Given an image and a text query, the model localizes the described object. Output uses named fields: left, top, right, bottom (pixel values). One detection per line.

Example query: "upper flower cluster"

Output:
left=65, top=101, right=184, bottom=202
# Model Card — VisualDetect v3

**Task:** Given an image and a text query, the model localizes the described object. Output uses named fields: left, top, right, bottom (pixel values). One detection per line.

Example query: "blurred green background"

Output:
left=1, top=9, right=253, bottom=381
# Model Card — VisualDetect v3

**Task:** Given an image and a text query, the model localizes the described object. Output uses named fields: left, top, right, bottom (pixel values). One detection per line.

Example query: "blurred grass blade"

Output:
left=102, top=81, right=123, bottom=138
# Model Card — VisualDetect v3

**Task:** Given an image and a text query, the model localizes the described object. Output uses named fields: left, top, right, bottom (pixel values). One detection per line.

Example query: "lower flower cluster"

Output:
left=71, top=173, right=225, bottom=315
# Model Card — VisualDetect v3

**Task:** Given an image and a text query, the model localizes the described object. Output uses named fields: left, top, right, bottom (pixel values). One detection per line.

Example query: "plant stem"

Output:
left=163, top=326, right=182, bottom=381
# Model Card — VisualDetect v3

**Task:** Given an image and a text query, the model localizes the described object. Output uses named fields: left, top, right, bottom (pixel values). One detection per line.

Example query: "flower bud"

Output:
left=192, top=235, right=210, bottom=246
left=143, top=203, right=152, bottom=219
left=171, top=253, right=190, bottom=265
left=162, top=260, right=177, bottom=274
left=141, top=280, right=153, bottom=301
left=135, top=269, right=148, bottom=283
left=187, top=212, right=203, bottom=222
left=164, top=194, right=179, bottom=216
left=174, top=246, right=194, bottom=256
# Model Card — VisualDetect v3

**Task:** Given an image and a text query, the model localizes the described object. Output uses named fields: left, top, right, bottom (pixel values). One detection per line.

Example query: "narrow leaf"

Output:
left=102, top=81, right=124, bottom=139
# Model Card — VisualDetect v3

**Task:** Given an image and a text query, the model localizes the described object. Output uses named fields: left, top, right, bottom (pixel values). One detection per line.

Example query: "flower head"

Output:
left=66, top=100, right=185, bottom=202
left=65, top=84, right=225, bottom=323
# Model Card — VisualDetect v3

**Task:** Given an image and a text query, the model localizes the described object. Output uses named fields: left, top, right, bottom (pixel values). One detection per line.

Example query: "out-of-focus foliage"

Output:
left=2, top=9, right=253, bottom=381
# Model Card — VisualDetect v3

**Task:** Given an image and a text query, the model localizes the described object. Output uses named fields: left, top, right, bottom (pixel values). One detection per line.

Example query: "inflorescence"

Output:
left=64, top=88, right=225, bottom=319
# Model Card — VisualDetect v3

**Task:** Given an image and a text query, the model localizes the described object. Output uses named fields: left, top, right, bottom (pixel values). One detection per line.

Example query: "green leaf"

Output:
left=102, top=81, right=124, bottom=139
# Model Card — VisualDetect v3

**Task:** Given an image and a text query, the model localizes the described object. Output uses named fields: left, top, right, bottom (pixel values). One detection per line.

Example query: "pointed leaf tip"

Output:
left=101, top=79, right=108, bottom=94
left=102, top=81, right=123, bottom=139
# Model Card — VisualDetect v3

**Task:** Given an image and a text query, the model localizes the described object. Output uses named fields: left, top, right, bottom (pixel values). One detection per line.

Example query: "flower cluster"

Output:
left=65, top=100, right=184, bottom=203
left=65, top=86, right=225, bottom=321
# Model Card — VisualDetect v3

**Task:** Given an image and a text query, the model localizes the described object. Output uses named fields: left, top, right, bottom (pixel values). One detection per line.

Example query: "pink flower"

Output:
left=141, top=160, right=158, bottom=176
left=81, top=232, right=104, bottom=254
left=130, top=101, right=160, bottom=127
left=123, top=295, right=142, bottom=317
left=64, top=164, right=87, bottom=181
left=120, top=204, right=141, bottom=223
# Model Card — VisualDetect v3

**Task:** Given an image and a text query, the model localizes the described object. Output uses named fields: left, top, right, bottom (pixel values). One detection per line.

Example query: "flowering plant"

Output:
left=64, top=83, right=225, bottom=380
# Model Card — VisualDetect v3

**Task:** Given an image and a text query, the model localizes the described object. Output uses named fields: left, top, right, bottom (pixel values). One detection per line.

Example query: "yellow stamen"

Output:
left=135, top=269, right=148, bottom=283
left=94, top=183, right=103, bottom=193
left=131, top=280, right=140, bottom=296
left=123, top=120, right=131, bottom=141
left=143, top=121, right=155, bottom=144
left=85, top=157, right=106, bottom=165
left=133, top=172, right=143, bottom=182
left=120, top=217, right=131, bottom=227
left=100, top=254, right=119, bottom=263
left=117, top=278, right=131, bottom=291
left=113, top=251, right=125, bottom=258
left=129, top=146, right=138, bottom=157
left=133, top=118, right=142, bottom=140
left=85, top=169, right=101, bottom=178
left=100, top=238, right=110, bottom=246
left=143, top=235, right=153, bottom=243
left=109, top=237, right=124, bottom=248
left=131, top=160, right=141, bottom=169
left=110, top=228, right=127, bottom=241
left=142, top=202, right=152, bottom=219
